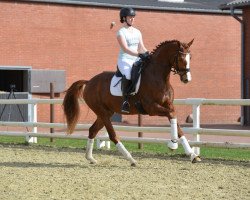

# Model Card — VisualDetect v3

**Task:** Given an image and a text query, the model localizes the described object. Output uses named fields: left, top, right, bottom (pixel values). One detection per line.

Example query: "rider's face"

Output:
left=126, top=16, right=135, bottom=26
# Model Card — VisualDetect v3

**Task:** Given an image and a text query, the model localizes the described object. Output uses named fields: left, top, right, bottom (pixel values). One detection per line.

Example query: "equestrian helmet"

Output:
left=120, top=7, right=136, bottom=23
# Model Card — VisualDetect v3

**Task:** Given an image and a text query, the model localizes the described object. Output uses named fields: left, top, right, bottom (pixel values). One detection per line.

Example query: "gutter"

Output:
left=230, top=6, right=245, bottom=125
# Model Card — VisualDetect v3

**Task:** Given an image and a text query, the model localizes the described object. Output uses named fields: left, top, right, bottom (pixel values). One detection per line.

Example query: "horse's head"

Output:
left=171, top=39, right=194, bottom=84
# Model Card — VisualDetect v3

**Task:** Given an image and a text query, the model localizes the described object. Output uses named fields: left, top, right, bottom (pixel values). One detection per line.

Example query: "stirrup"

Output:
left=121, top=101, right=130, bottom=113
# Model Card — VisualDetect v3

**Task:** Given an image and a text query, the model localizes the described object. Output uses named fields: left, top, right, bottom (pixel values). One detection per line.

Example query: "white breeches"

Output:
left=117, top=58, right=139, bottom=80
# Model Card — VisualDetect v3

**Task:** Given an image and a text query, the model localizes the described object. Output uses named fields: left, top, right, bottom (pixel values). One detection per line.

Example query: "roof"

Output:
left=219, top=0, right=250, bottom=9
left=17, top=0, right=241, bottom=14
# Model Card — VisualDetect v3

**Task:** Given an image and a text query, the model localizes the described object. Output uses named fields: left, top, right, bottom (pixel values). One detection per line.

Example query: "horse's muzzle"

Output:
left=180, top=72, right=191, bottom=84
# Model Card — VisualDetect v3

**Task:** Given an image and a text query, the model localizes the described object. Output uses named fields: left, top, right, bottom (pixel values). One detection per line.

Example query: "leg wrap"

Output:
left=116, top=142, right=136, bottom=164
left=85, top=138, right=97, bottom=164
left=179, top=136, right=193, bottom=155
left=167, top=118, right=178, bottom=150
left=180, top=136, right=201, bottom=163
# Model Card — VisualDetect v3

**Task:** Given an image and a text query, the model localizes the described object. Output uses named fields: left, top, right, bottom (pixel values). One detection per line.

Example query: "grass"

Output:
left=0, top=136, right=249, bottom=161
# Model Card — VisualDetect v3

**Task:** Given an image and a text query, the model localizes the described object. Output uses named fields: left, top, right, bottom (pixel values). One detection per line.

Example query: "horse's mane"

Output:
left=150, top=40, right=181, bottom=55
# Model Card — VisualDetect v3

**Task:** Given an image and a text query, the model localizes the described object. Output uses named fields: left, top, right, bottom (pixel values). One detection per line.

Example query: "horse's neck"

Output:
left=146, top=58, right=171, bottom=81
left=147, top=42, right=178, bottom=81
left=143, top=62, right=171, bottom=88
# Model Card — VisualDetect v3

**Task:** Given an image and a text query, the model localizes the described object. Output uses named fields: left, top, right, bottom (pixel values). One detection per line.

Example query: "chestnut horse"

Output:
left=63, top=39, right=201, bottom=166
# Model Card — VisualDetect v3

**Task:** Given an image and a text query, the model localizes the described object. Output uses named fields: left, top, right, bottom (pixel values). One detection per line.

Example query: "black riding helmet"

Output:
left=120, top=7, right=136, bottom=23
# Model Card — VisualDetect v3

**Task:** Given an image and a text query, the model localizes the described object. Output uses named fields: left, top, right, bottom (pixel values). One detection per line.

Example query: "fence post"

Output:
left=192, top=104, right=200, bottom=155
left=138, top=114, right=143, bottom=149
left=26, top=103, right=37, bottom=143
left=50, top=83, right=54, bottom=142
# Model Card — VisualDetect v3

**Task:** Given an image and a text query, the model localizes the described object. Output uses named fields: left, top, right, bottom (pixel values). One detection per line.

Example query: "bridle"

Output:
left=171, top=50, right=190, bottom=75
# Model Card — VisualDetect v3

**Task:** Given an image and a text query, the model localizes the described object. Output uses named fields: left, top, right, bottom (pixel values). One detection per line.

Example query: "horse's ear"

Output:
left=187, top=39, right=194, bottom=47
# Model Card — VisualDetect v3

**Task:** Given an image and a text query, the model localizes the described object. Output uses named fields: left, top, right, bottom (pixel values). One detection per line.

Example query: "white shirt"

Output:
left=117, top=27, right=142, bottom=61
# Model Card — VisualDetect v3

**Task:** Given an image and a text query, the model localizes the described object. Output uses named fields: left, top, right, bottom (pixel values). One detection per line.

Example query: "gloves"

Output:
left=138, top=51, right=150, bottom=61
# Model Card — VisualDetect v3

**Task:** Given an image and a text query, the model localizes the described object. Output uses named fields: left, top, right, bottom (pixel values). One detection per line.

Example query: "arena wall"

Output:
left=0, top=1, right=241, bottom=126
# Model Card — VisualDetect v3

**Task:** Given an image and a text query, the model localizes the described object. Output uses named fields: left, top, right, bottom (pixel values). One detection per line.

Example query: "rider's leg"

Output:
left=121, top=76, right=131, bottom=113
left=117, top=59, right=133, bottom=113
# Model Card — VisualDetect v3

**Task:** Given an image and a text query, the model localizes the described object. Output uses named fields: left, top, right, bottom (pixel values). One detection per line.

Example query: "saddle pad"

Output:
left=110, top=75, right=141, bottom=96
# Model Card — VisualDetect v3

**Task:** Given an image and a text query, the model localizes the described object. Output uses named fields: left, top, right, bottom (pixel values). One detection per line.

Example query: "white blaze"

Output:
left=185, top=53, right=192, bottom=82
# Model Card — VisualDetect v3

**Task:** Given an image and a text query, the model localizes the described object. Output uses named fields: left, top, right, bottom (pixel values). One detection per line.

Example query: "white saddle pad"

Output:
left=110, top=75, right=141, bottom=96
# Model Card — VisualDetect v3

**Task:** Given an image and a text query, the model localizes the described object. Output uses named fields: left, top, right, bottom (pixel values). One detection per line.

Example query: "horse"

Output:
left=63, top=39, right=201, bottom=166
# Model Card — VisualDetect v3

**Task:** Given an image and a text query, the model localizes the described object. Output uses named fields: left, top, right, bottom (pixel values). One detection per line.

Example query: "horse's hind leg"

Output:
left=85, top=118, right=104, bottom=164
left=101, top=116, right=137, bottom=166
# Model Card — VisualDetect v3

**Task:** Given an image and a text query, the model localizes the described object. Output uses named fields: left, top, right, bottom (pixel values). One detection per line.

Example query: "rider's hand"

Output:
left=138, top=51, right=150, bottom=61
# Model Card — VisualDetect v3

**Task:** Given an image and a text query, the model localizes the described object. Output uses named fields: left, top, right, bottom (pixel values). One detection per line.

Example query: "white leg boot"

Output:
left=180, top=136, right=201, bottom=163
left=116, top=142, right=136, bottom=166
left=85, top=138, right=97, bottom=164
left=167, top=118, right=178, bottom=150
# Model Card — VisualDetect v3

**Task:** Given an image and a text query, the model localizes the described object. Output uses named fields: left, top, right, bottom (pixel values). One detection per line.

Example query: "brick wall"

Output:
left=0, top=1, right=241, bottom=126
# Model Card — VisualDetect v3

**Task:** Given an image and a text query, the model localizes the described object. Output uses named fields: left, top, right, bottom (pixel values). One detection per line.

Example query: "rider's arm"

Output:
left=138, top=35, right=148, bottom=54
left=117, top=35, right=139, bottom=56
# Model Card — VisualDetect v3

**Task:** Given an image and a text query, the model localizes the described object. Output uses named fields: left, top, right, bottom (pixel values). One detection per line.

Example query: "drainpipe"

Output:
left=230, top=6, right=245, bottom=125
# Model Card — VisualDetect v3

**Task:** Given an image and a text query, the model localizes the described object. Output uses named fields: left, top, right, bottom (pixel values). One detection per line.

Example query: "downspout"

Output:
left=230, top=6, right=245, bottom=125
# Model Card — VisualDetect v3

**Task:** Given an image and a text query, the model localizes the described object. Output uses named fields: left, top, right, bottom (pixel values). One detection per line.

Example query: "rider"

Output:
left=117, top=7, right=149, bottom=113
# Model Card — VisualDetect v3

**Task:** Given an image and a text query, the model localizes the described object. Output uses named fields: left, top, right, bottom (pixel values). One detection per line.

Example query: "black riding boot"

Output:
left=121, top=77, right=131, bottom=113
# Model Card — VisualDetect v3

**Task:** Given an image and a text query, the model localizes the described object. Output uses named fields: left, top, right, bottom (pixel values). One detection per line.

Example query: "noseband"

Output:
left=171, top=50, right=190, bottom=75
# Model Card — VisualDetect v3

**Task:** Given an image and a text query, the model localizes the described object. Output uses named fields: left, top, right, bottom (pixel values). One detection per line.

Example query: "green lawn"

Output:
left=0, top=136, right=249, bottom=161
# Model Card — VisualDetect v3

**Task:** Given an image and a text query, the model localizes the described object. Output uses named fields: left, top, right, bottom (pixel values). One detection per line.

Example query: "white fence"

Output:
left=0, top=98, right=250, bottom=154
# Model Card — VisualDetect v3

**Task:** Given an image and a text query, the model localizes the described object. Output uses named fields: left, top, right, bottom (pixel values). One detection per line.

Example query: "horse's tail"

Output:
left=63, top=80, right=88, bottom=134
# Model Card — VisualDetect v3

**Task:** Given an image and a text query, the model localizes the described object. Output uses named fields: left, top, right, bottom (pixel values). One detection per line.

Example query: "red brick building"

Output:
left=0, top=0, right=245, bottom=126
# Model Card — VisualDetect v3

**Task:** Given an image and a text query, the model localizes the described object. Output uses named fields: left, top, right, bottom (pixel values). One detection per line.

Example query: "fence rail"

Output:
left=0, top=98, right=250, bottom=153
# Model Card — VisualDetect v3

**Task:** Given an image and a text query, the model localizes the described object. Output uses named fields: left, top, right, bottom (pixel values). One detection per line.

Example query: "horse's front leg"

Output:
left=168, top=116, right=201, bottom=162
left=144, top=101, right=179, bottom=150
left=145, top=102, right=201, bottom=163
left=176, top=124, right=201, bottom=163
left=163, top=102, right=201, bottom=162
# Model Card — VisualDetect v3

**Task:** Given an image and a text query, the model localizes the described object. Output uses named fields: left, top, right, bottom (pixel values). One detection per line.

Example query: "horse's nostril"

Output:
left=183, top=79, right=188, bottom=84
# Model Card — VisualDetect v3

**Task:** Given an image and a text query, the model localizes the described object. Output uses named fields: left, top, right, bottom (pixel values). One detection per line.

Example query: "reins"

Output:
left=171, top=50, right=190, bottom=75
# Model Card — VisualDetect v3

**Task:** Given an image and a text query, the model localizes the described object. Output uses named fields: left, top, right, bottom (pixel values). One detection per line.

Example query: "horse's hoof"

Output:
left=131, top=163, right=136, bottom=167
left=168, top=147, right=175, bottom=152
left=167, top=141, right=178, bottom=150
left=191, top=156, right=201, bottom=163
left=87, top=158, right=97, bottom=164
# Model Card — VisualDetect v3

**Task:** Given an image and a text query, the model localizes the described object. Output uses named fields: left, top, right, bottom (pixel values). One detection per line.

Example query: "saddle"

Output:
left=110, top=58, right=149, bottom=114
left=114, top=60, right=145, bottom=95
